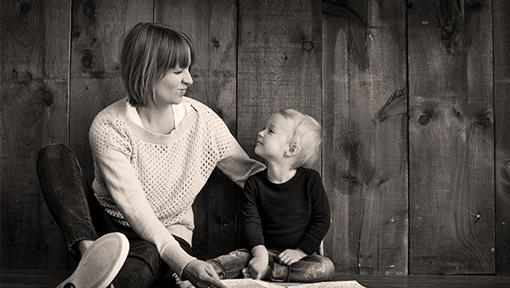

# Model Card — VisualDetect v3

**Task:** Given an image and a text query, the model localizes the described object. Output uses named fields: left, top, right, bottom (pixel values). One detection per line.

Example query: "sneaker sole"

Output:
left=57, top=232, right=129, bottom=288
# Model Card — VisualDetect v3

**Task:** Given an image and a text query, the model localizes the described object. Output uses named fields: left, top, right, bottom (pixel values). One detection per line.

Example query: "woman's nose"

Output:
left=183, top=69, right=193, bottom=85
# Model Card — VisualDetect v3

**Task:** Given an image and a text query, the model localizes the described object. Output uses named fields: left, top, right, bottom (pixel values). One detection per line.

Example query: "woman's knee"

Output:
left=37, top=143, right=76, bottom=170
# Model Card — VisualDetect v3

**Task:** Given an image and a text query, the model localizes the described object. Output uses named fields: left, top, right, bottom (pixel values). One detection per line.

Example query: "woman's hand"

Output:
left=277, top=249, right=306, bottom=266
left=181, top=259, right=226, bottom=288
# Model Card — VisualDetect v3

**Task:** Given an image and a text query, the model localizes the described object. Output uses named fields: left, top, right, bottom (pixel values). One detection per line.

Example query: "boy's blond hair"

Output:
left=120, top=22, right=195, bottom=107
left=278, top=109, right=322, bottom=169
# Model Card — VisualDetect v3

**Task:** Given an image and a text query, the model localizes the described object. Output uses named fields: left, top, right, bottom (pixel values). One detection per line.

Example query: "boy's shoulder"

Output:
left=298, top=167, right=321, bottom=180
left=247, top=169, right=267, bottom=182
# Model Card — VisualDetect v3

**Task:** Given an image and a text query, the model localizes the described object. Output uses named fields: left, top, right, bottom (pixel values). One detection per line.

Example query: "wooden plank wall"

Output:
left=1, top=0, right=70, bottom=269
left=494, top=0, right=510, bottom=276
left=322, top=0, right=408, bottom=275
left=1, top=0, right=509, bottom=276
left=408, top=0, right=495, bottom=274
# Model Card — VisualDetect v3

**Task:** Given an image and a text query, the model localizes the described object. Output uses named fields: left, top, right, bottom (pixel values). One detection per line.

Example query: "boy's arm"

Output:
left=242, top=178, right=265, bottom=249
left=296, top=174, right=331, bottom=255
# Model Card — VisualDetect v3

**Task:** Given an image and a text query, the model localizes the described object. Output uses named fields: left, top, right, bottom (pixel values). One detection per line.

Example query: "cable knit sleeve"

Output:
left=89, top=110, right=196, bottom=277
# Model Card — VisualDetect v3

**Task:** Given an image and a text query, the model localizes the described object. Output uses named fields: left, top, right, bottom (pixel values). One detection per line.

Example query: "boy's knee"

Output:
left=304, top=255, right=335, bottom=281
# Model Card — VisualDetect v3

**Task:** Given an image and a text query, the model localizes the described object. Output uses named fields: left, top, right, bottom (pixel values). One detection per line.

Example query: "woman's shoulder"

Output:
left=92, top=98, right=127, bottom=123
left=184, top=97, right=210, bottom=112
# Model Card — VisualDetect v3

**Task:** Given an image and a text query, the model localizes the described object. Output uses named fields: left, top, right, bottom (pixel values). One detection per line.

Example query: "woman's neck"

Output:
left=266, top=161, right=296, bottom=184
left=136, top=104, right=175, bottom=134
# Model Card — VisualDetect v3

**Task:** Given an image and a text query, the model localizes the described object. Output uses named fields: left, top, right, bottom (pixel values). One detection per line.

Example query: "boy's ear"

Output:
left=285, top=144, right=300, bottom=156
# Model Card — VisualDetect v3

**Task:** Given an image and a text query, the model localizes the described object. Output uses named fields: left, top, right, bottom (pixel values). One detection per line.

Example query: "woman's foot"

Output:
left=57, top=233, right=129, bottom=288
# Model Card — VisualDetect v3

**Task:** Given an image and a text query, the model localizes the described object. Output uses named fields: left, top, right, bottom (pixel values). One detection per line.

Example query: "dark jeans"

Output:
left=213, top=248, right=334, bottom=283
left=266, top=249, right=335, bottom=282
left=36, top=144, right=249, bottom=288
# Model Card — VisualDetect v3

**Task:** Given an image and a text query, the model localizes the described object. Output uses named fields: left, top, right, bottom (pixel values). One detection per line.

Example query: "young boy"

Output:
left=241, top=109, right=335, bottom=283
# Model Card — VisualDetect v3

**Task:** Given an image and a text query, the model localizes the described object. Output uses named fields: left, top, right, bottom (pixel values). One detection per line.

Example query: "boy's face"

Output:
left=255, top=113, right=292, bottom=162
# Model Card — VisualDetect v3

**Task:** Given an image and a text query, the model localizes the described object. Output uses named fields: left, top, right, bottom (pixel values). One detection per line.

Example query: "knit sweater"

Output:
left=89, top=97, right=265, bottom=277
left=243, top=168, right=330, bottom=255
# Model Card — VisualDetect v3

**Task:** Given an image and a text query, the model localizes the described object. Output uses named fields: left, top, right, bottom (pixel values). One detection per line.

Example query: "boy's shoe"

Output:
left=57, top=232, right=130, bottom=288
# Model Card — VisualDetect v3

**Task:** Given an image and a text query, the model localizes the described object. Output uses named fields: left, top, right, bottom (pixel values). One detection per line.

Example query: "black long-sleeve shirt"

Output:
left=242, top=167, right=331, bottom=255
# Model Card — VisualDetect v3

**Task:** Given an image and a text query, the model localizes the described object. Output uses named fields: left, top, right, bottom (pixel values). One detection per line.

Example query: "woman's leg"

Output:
left=270, top=253, right=335, bottom=283
left=37, top=144, right=189, bottom=288
left=37, top=144, right=103, bottom=255
left=37, top=144, right=129, bottom=287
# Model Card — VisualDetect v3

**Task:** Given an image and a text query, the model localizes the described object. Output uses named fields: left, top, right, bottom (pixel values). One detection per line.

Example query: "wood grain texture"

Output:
left=156, top=0, right=240, bottom=260
left=69, top=0, right=153, bottom=181
left=237, top=0, right=322, bottom=163
left=1, top=0, right=70, bottom=269
left=408, top=0, right=495, bottom=274
left=494, top=0, right=510, bottom=276
left=322, top=0, right=408, bottom=275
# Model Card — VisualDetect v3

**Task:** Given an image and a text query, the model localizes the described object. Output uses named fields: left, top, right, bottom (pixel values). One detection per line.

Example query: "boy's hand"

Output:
left=245, top=255, right=269, bottom=280
left=277, top=249, right=306, bottom=266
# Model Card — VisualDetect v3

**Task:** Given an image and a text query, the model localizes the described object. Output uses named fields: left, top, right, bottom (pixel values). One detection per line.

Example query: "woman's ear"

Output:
left=285, top=144, right=300, bottom=157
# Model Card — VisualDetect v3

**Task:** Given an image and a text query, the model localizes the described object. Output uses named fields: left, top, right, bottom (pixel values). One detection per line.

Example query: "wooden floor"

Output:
left=1, top=269, right=510, bottom=288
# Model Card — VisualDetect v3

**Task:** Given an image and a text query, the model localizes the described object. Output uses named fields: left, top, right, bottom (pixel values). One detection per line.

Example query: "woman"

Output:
left=37, top=22, right=264, bottom=288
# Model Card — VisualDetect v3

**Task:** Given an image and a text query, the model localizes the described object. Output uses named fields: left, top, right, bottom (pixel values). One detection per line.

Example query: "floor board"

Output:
left=1, top=269, right=510, bottom=288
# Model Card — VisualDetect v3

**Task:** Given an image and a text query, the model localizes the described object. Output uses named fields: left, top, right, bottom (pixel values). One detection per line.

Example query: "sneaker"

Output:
left=57, top=232, right=129, bottom=288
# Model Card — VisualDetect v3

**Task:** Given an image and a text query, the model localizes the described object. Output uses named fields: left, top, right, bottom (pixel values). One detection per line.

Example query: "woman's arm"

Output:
left=95, top=150, right=196, bottom=276
left=216, top=133, right=265, bottom=188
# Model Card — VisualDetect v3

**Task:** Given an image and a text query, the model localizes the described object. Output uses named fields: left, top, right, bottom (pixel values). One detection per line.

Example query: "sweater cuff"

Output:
left=161, top=241, right=196, bottom=278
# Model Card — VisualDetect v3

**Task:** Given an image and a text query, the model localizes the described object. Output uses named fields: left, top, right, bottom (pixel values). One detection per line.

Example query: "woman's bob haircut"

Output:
left=120, top=22, right=195, bottom=107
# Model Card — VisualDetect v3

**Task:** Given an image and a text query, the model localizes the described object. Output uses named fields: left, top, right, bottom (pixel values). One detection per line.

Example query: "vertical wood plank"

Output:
left=494, top=0, right=510, bottom=276
left=322, top=0, right=408, bottom=274
left=238, top=0, right=323, bottom=164
left=408, top=0, right=495, bottom=274
left=155, top=0, right=239, bottom=259
left=1, top=0, right=70, bottom=269
left=237, top=0, right=322, bottom=255
left=70, top=0, right=153, bottom=181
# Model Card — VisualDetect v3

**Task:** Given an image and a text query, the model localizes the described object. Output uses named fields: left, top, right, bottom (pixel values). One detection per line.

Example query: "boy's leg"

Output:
left=270, top=253, right=335, bottom=283
left=206, top=249, right=252, bottom=279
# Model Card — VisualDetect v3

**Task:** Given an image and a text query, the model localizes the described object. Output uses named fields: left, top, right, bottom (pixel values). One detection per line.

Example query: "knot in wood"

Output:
left=81, top=50, right=95, bottom=69
left=418, top=112, right=432, bottom=125
left=83, top=1, right=95, bottom=18
left=19, top=2, right=31, bottom=16
left=475, top=114, right=492, bottom=126
left=42, top=91, right=54, bottom=106
left=212, top=38, right=220, bottom=48
left=302, top=41, right=314, bottom=51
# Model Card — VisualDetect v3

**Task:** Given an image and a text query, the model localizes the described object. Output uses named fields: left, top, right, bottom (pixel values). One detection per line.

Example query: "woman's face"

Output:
left=153, top=65, right=193, bottom=106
